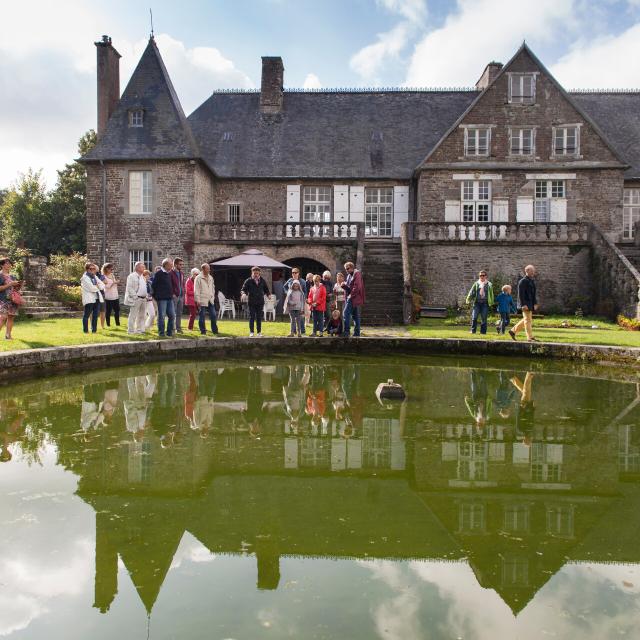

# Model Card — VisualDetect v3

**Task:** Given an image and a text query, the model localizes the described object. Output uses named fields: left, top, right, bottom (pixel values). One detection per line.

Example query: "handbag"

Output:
left=10, top=288, right=24, bottom=306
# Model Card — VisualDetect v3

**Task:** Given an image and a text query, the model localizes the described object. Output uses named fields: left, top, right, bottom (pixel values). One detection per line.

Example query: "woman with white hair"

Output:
left=185, top=267, right=200, bottom=331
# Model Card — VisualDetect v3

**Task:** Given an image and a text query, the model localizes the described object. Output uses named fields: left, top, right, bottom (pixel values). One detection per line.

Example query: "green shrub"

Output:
left=53, top=285, right=83, bottom=309
left=47, top=252, right=87, bottom=283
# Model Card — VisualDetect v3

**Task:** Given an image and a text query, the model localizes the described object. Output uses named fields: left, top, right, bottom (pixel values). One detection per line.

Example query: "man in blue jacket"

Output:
left=509, top=264, right=539, bottom=342
left=151, top=258, right=176, bottom=337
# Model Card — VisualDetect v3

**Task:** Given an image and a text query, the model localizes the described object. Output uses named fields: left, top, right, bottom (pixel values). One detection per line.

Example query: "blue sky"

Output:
left=1, top=0, right=640, bottom=187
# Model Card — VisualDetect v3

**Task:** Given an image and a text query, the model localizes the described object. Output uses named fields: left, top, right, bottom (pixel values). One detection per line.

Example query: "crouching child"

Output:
left=327, top=309, right=344, bottom=337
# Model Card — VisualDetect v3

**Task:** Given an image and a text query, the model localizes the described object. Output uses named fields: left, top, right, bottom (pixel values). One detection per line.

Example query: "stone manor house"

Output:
left=81, top=36, right=640, bottom=321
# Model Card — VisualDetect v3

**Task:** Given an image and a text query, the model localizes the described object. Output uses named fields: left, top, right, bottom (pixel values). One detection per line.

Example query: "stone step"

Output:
left=23, top=310, right=80, bottom=320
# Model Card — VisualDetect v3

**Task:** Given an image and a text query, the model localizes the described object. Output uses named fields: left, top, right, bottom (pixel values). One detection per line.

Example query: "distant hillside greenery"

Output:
left=0, top=130, right=96, bottom=257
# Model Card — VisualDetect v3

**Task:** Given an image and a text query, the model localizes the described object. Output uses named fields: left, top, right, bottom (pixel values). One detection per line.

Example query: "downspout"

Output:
left=100, top=160, right=106, bottom=264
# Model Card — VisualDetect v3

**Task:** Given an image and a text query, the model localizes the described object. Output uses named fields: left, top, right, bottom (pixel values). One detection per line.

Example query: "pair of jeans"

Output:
left=498, top=312, right=511, bottom=334
left=471, top=301, right=489, bottom=334
left=342, top=300, right=361, bottom=336
left=312, top=309, right=324, bottom=334
left=105, top=299, right=120, bottom=326
left=156, top=298, right=175, bottom=336
left=198, top=302, right=218, bottom=334
left=249, top=304, right=263, bottom=334
left=83, top=301, right=100, bottom=333
left=288, top=309, right=303, bottom=335
left=174, top=295, right=184, bottom=331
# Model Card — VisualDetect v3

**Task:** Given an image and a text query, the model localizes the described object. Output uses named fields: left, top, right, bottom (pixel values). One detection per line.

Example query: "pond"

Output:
left=1, top=356, right=639, bottom=639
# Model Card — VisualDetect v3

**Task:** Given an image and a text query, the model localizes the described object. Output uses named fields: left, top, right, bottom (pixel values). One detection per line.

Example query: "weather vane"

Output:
left=150, top=8, right=154, bottom=38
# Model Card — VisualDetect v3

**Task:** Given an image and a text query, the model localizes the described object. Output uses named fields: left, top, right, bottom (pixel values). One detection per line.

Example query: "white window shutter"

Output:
left=349, top=186, right=365, bottom=222
left=550, top=198, right=567, bottom=222
left=393, top=186, right=409, bottom=237
left=445, top=200, right=461, bottom=222
left=493, top=199, right=509, bottom=222
left=333, top=185, right=349, bottom=222
left=516, top=197, right=534, bottom=222
left=286, top=185, right=300, bottom=222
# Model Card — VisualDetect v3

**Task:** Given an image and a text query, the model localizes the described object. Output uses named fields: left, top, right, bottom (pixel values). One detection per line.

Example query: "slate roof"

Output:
left=83, top=37, right=199, bottom=162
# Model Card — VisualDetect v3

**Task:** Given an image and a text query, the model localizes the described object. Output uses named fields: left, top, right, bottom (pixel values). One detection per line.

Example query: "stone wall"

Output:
left=408, top=242, right=592, bottom=312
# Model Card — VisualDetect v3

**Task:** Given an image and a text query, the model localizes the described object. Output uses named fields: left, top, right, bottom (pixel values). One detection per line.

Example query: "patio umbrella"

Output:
left=210, top=249, right=289, bottom=269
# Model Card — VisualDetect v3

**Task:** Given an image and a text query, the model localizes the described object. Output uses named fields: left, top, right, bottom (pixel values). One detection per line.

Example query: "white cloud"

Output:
left=377, top=0, right=428, bottom=24
left=303, top=73, right=322, bottom=89
left=405, top=0, right=575, bottom=87
left=550, top=25, right=640, bottom=88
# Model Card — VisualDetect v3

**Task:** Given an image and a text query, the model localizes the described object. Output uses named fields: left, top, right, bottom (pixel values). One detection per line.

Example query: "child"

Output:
left=284, top=280, right=305, bottom=336
left=496, top=284, right=517, bottom=334
left=307, top=274, right=327, bottom=337
left=327, top=309, right=343, bottom=336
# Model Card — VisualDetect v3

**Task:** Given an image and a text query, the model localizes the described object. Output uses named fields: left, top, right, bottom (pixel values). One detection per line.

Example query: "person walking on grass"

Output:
left=495, top=284, right=517, bottom=335
left=342, top=262, right=365, bottom=338
left=283, top=280, right=304, bottom=337
left=241, top=266, right=270, bottom=337
left=124, top=261, right=147, bottom=334
left=194, top=263, right=219, bottom=336
left=308, top=274, right=327, bottom=337
left=185, top=268, right=199, bottom=331
left=510, top=265, right=539, bottom=342
left=80, top=262, right=105, bottom=334
left=171, top=257, right=186, bottom=334
left=101, top=263, right=120, bottom=327
left=465, top=270, right=494, bottom=335
left=0, top=257, right=23, bottom=341
left=151, top=258, right=176, bottom=337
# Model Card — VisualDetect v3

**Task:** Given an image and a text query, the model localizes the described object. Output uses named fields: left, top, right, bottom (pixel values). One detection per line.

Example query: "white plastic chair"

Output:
left=263, top=294, right=277, bottom=321
left=218, top=291, right=236, bottom=319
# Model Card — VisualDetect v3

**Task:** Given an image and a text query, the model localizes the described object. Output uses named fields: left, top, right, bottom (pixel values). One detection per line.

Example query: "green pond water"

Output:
left=1, top=356, right=640, bottom=639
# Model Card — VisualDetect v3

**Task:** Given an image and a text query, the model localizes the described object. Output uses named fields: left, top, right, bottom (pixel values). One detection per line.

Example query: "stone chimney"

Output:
left=260, top=56, right=284, bottom=114
left=475, top=61, right=503, bottom=91
left=95, top=35, right=121, bottom=138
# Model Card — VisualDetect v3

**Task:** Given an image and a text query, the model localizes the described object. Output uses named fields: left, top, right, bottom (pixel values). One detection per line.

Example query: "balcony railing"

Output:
left=405, top=222, right=591, bottom=243
left=195, top=221, right=362, bottom=243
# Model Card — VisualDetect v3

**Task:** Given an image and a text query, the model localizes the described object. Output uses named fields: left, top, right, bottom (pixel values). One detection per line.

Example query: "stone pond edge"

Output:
left=1, top=336, right=639, bottom=383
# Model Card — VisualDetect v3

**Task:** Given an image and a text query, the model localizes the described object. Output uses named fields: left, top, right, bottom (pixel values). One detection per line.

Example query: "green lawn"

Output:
left=1, top=314, right=639, bottom=352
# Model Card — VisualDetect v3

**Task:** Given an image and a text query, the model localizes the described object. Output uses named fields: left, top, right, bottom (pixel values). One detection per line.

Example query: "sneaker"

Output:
left=249, top=332, right=255, bottom=337
left=176, top=329, right=183, bottom=334
left=508, top=330, right=516, bottom=341
left=287, top=333, right=294, bottom=337
left=319, top=333, right=324, bottom=337
left=257, top=333, right=263, bottom=337
left=527, top=337, right=539, bottom=342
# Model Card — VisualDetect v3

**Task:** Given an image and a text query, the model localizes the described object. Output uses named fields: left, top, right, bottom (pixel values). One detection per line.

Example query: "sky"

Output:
left=1, top=0, right=640, bottom=188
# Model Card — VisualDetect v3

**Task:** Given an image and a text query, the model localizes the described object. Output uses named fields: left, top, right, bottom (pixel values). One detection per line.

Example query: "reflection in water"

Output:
left=1, top=360, right=640, bottom=638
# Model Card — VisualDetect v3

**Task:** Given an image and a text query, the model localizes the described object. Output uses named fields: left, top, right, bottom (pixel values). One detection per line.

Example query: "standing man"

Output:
left=241, top=266, right=270, bottom=337
left=342, top=261, right=365, bottom=338
left=124, top=261, right=148, bottom=334
left=194, top=263, right=219, bottom=336
left=465, top=270, right=494, bottom=335
left=171, top=257, right=186, bottom=334
left=284, top=267, right=307, bottom=334
left=151, top=258, right=176, bottom=337
left=510, top=264, right=539, bottom=342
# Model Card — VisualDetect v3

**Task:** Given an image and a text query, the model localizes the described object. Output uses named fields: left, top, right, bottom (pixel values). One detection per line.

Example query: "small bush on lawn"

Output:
left=53, top=284, right=83, bottom=309
left=47, top=252, right=87, bottom=283
left=617, top=314, right=640, bottom=331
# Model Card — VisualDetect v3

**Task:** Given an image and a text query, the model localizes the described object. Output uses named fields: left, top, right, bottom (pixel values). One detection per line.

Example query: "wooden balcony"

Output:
left=195, top=221, right=362, bottom=243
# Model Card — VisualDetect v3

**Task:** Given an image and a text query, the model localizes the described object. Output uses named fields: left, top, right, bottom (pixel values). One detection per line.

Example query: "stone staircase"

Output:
left=19, top=289, right=80, bottom=320
left=362, top=240, right=404, bottom=326
left=618, top=244, right=640, bottom=271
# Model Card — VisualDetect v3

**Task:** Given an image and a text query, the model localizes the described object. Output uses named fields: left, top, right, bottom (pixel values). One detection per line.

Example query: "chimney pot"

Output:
left=475, top=61, right=503, bottom=91
left=260, top=56, right=284, bottom=114
left=95, top=35, right=121, bottom=138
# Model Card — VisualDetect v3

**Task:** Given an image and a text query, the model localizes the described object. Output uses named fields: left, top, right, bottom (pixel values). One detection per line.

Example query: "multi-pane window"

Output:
left=303, top=186, right=331, bottom=222
left=365, top=187, right=393, bottom=237
left=458, top=503, right=486, bottom=534
left=623, top=188, right=640, bottom=240
left=509, top=74, right=536, bottom=104
left=546, top=505, right=574, bottom=537
left=129, top=109, right=144, bottom=127
left=129, top=249, right=153, bottom=273
left=465, top=128, right=490, bottom=156
left=227, top=203, right=241, bottom=223
left=553, top=126, right=580, bottom=156
left=129, top=171, right=152, bottom=214
left=461, top=180, right=491, bottom=222
left=534, top=180, right=565, bottom=222
left=510, top=128, right=534, bottom=155
left=503, top=505, right=530, bottom=534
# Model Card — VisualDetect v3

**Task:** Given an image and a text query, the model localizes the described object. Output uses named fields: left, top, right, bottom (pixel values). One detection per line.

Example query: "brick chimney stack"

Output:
left=95, top=35, right=121, bottom=138
left=475, top=61, right=503, bottom=91
left=260, top=56, right=284, bottom=114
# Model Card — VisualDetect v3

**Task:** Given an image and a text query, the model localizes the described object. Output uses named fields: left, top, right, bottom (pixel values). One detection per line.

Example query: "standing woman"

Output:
left=0, top=258, right=23, bottom=340
left=101, top=263, right=120, bottom=327
left=80, top=262, right=105, bottom=334
left=143, top=269, right=156, bottom=331
left=333, top=272, right=347, bottom=314
left=307, top=274, right=327, bottom=337
left=185, top=268, right=200, bottom=331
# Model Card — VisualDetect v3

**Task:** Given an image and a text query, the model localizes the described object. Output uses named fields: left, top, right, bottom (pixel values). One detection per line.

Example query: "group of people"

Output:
left=281, top=262, right=365, bottom=338
left=466, top=264, right=539, bottom=341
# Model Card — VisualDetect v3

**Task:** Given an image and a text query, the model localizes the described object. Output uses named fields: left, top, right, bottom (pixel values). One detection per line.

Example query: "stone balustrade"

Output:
left=195, top=221, right=362, bottom=243
left=406, top=221, right=591, bottom=243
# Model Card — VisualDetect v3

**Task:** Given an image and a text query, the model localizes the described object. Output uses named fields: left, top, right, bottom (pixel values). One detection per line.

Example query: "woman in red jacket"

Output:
left=185, top=268, right=200, bottom=331
left=307, top=274, right=327, bottom=337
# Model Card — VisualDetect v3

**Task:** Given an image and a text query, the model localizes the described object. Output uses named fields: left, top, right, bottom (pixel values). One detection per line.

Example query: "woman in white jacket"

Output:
left=80, top=262, right=105, bottom=334
left=193, top=263, right=219, bottom=335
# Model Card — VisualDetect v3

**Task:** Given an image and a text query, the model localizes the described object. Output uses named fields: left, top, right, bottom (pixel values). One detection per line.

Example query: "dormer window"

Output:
left=553, top=125, right=581, bottom=156
left=508, top=73, right=536, bottom=104
left=464, top=127, right=491, bottom=157
left=129, top=109, right=144, bottom=127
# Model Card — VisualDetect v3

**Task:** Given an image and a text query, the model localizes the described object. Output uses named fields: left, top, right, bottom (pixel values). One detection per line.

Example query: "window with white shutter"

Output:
left=461, top=180, right=491, bottom=222
left=303, top=186, right=331, bottom=222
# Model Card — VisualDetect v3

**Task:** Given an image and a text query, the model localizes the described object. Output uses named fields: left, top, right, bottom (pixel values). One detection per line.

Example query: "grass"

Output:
left=0, top=314, right=639, bottom=352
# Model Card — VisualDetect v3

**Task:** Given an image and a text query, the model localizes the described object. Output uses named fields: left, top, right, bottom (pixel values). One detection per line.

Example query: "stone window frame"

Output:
left=128, top=109, right=144, bottom=127
left=462, top=125, right=494, bottom=157
left=508, top=126, right=537, bottom=157
left=507, top=72, right=538, bottom=105
left=551, top=124, right=582, bottom=159
left=227, top=202, right=242, bottom=224
left=126, top=169, right=155, bottom=216
left=302, top=186, right=332, bottom=223
left=623, top=187, right=640, bottom=240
